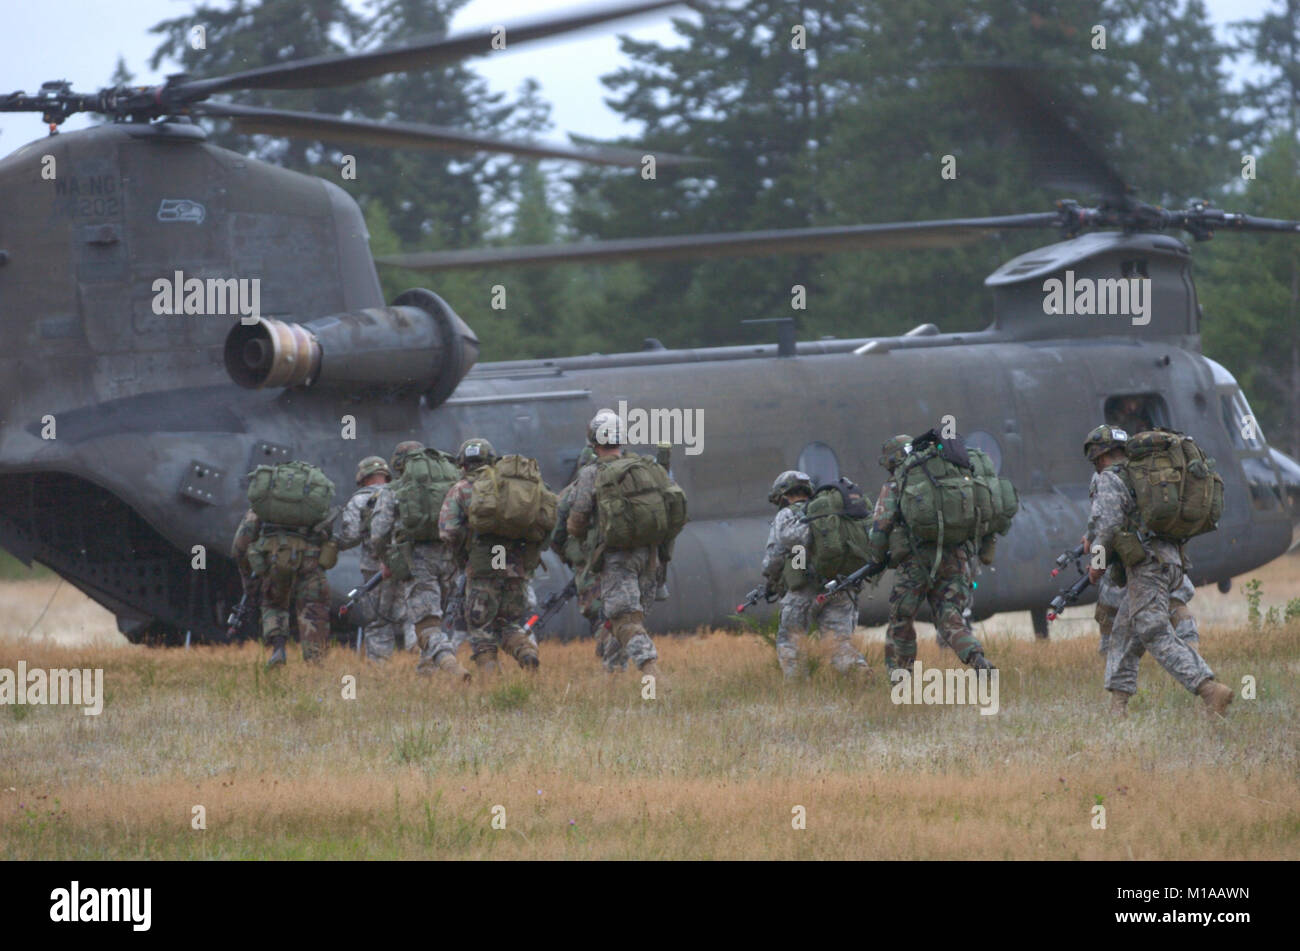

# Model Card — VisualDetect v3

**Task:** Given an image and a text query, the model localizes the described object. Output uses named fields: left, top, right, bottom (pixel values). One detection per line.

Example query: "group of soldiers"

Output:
left=233, top=411, right=1236, bottom=717
left=232, top=410, right=670, bottom=680
left=758, top=422, right=1234, bottom=718
left=759, top=433, right=995, bottom=681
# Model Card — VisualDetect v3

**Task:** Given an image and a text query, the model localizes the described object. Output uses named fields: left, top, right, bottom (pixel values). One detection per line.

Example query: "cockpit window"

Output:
left=1221, top=391, right=1265, bottom=451
left=1104, top=394, right=1169, bottom=435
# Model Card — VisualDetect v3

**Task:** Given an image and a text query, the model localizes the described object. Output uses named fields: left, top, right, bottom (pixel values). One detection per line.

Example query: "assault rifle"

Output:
left=1046, top=543, right=1091, bottom=621
left=818, top=560, right=885, bottom=603
left=1050, top=543, right=1086, bottom=579
left=225, top=577, right=258, bottom=640
left=1048, top=573, right=1092, bottom=621
left=736, top=584, right=777, bottom=613
left=338, top=571, right=384, bottom=620
left=524, top=579, right=577, bottom=634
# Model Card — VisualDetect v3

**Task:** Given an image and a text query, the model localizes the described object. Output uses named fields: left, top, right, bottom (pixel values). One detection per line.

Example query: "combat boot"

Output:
left=435, top=649, right=472, bottom=683
left=501, top=630, right=540, bottom=671
left=1196, top=679, right=1233, bottom=718
left=302, top=641, right=324, bottom=665
left=472, top=650, right=500, bottom=675
left=266, top=636, right=287, bottom=669
left=639, top=659, right=660, bottom=678
left=1109, top=690, right=1129, bottom=718
left=967, top=651, right=997, bottom=671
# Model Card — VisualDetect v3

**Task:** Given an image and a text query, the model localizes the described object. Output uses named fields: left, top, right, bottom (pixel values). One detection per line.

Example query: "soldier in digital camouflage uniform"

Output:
left=761, top=470, right=871, bottom=679
left=232, top=503, right=331, bottom=668
left=1082, top=425, right=1232, bottom=717
left=553, top=446, right=618, bottom=666
left=369, top=440, right=470, bottom=681
left=566, top=411, right=662, bottom=676
left=867, top=435, right=996, bottom=674
left=336, top=455, right=407, bottom=661
left=438, top=437, right=542, bottom=672
left=1085, top=426, right=1199, bottom=655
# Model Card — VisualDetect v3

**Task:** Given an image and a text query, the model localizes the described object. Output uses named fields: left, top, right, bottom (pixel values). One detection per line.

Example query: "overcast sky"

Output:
left=0, top=0, right=1277, bottom=155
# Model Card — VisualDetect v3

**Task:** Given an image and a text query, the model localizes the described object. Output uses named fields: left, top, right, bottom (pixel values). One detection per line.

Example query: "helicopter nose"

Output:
left=1269, top=447, right=1300, bottom=545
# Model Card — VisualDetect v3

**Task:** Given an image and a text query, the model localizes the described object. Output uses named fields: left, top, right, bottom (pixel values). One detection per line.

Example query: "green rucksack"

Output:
left=468, top=454, right=557, bottom=543
left=595, top=455, right=687, bottom=551
left=247, top=461, right=334, bottom=527
left=393, top=449, right=460, bottom=542
left=968, top=447, right=1020, bottom=535
left=801, top=478, right=873, bottom=581
left=897, top=431, right=1017, bottom=547
left=1122, top=429, right=1223, bottom=541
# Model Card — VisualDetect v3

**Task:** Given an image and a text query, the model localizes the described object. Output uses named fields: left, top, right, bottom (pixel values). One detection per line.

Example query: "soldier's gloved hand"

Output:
left=381, top=564, right=392, bottom=579
left=979, top=536, right=997, bottom=565
left=1088, top=566, right=1104, bottom=585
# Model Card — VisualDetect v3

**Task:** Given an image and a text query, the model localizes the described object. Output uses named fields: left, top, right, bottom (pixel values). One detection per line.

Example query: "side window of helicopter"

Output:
left=965, top=431, right=1002, bottom=473
left=797, top=442, right=840, bottom=488
left=1103, top=394, right=1169, bottom=434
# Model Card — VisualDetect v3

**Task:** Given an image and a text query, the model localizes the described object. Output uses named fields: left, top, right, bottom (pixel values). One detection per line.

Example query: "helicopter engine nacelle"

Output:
left=222, top=288, right=479, bottom=407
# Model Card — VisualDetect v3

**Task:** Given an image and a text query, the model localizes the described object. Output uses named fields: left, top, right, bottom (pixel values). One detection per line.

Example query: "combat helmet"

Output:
left=768, top=470, right=813, bottom=506
left=879, top=434, right=912, bottom=472
left=355, top=455, right=392, bottom=486
left=588, top=408, right=623, bottom=447
left=457, top=437, right=496, bottom=470
left=389, top=440, right=425, bottom=476
left=1083, top=424, right=1129, bottom=462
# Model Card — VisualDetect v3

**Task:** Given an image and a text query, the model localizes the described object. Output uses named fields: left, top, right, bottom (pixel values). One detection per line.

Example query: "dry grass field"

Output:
left=1, top=556, right=1298, bottom=860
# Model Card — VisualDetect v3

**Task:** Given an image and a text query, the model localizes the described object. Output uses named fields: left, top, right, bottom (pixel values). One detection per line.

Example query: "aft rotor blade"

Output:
left=192, top=102, right=695, bottom=167
left=967, top=65, right=1131, bottom=203
left=376, top=214, right=1060, bottom=272
left=173, top=0, right=683, bottom=99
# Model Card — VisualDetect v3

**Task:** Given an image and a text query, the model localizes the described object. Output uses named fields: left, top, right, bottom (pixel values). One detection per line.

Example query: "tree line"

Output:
left=140, top=0, right=1300, bottom=454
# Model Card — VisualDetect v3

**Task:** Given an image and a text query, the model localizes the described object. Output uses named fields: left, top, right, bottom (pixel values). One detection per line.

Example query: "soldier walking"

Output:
left=336, top=456, right=408, bottom=661
left=370, top=441, right=469, bottom=681
left=867, top=435, right=997, bottom=674
left=760, top=470, right=871, bottom=678
left=438, top=438, right=548, bottom=672
left=1082, top=426, right=1231, bottom=717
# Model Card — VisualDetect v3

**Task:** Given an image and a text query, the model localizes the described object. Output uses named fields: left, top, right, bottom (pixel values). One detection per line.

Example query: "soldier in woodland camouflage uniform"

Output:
left=438, top=437, right=542, bottom=672
left=566, top=411, right=661, bottom=676
left=553, top=446, right=619, bottom=666
left=336, top=456, right=407, bottom=661
left=232, top=505, right=331, bottom=668
left=761, top=470, right=871, bottom=679
left=1085, top=427, right=1199, bottom=655
left=1082, top=425, right=1231, bottom=717
left=369, top=441, right=469, bottom=681
left=867, top=435, right=996, bottom=674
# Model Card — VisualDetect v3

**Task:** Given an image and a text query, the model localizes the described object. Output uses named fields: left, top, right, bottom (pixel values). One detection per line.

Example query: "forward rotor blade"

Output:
left=376, top=214, right=1060, bottom=272
left=192, top=102, right=694, bottom=167
left=173, top=0, right=683, bottom=99
left=966, top=66, right=1131, bottom=203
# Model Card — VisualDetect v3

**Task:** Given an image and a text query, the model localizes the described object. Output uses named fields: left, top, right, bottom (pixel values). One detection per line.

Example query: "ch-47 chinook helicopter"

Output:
left=1, top=1, right=1297, bottom=645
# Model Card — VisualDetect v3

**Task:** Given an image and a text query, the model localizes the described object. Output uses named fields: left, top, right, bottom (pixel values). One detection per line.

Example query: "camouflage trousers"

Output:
left=442, top=570, right=469, bottom=651
left=259, top=561, right=330, bottom=656
left=1105, top=548, right=1213, bottom=696
left=776, top=588, right=868, bottom=678
left=400, top=544, right=458, bottom=671
left=360, top=570, right=407, bottom=661
left=465, top=574, right=538, bottom=666
left=597, top=548, right=658, bottom=671
left=885, top=553, right=981, bottom=668
left=1096, top=572, right=1198, bottom=654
